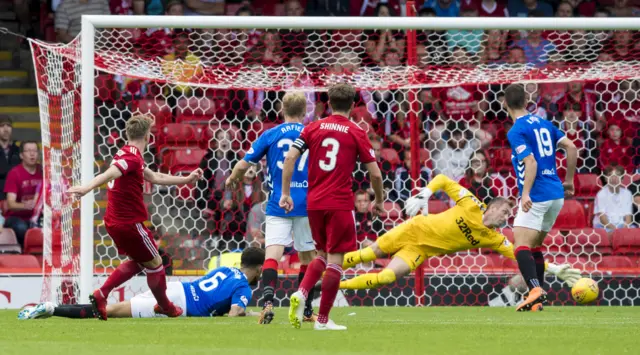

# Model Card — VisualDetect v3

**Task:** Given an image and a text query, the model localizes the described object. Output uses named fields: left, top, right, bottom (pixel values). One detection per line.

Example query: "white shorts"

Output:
left=265, top=216, right=315, bottom=252
left=130, top=281, right=188, bottom=318
left=513, top=198, right=564, bottom=232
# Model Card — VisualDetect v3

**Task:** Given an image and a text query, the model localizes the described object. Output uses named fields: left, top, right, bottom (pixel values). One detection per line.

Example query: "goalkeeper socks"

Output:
left=262, top=258, right=279, bottom=305
left=531, top=247, right=546, bottom=289
left=343, top=247, right=377, bottom=269
left=99, top=260, right=142, bottom=297
left=318, top=263, right=342, bottom=324
left=340, top=268, right=396, bottom=290
left=146, top=265, right=172, bottom=310
left=53, top=304, right=95, bottom=319
left=515, top=246, right=540, bottom=289
left=298, top=256, right=327, bottom=299
left=298, top=264, right=315, bottom=314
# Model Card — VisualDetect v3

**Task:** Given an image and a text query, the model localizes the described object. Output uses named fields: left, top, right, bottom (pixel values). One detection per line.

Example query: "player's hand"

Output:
left=405, top=188, right=431, bottom=217
left=279, top=194, right=294, bottom=213
left=186, top=168, right=203, bottom=184
left=223, top=200, right=233, bottom=210
left=372, top=201, right=385, bottom=216
left=563, top=182, right=575, bottom=198
left=67, top=186, right=89, bottom=199
left=225, top=176, right=239, bottom=190
left=520, top=194, right=533, bottom=213
left=547, top=263, right=581, bottom=287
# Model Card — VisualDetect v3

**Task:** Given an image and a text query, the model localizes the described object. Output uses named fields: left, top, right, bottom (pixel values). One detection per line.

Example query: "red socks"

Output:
left=317, top=263, right=342, bottom=324
left=146, top=265, right=171, bottom=310
left=99, top=260, right=142, bottom=297
left=299, top=256, right=326, bottom=299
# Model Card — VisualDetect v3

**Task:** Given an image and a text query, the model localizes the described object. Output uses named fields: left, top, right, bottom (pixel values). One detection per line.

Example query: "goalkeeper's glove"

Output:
left=546, top=262, right=582, bottom=287
left=404, top=188, right=433, bottom=217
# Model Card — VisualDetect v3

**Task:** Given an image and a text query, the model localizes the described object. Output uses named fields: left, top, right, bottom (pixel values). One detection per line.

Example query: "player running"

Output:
left=18, top=247, right=265, bottom=320
left=67, top=115, right=203, bottom=320
left=225, top=92, right=317, bottom=325
left=503, top=84, right=578, bottom=312
left=280, top=83, right=385, bottom=331
left=339, top=174, right=581, bottom=292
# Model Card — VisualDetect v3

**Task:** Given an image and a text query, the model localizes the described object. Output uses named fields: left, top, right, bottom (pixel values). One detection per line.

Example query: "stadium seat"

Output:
left=246, top=122, right=279, bottom=142
left=381, top=201, right=402, bottom=221
left=95, top=74, right=116, bottom=102
left=380, top=148, right=401, bottom=166
left=0, top=228, right=21, bottom=254
left=132, top=99, right=173, bottom=128
left=599, top=256, right=635, bottom=269
left=542, top=230, right=569, bottom=254
left=157, top=124, right=200, bottom=156
left=575, top=174, right=602, bottom=198
left=419, top=149, right=432, bottom=169
left=0, top=254, right=40, bottom=268
left=176, top=97, right=217, bottom=124
left=554, top=200, right=586, bottom=230
left=204, top=123, right=243, bottom=149
left=165, top=148, right=208, bottom=174
left=612, top=229, right=640, bottom=255
left=457, top=254, right=496, bottom=270
left=551, top=255, right=590, bottom=269
left=429, top=200, right=449, bottom=214
left=23, top=228, right=44, bottom=255
left=566, top=228, right=611, bottom=256
left=580, top=199, right=594, bottom=228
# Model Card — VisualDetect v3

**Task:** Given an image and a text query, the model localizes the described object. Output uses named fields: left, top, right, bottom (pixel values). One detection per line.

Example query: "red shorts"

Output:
left=307, top=210, right=356, bottom=253
left=105, top=222, right=159, bottom=263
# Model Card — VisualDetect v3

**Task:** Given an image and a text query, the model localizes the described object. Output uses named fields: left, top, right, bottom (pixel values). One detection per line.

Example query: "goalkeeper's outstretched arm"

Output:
left=405, top=174, right=471, bottom=217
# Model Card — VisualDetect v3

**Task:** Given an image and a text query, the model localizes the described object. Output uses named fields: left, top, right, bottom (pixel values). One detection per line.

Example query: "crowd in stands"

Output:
left=4, top=0, right=640, bottom=268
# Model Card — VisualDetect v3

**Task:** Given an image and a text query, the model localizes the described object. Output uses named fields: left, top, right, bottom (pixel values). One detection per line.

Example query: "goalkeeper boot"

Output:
left=258, top=301, right=275, bottom=324
left=314, top=319, right=347, bottom=331
left=303, top=305, right=317, bottom=323
left=153, top=302, right=183, bottom=317
left=288, top=290, right=306, bottom=329
left=90, top=290, right=108, bottom=321
left=516, top=287, right=547, bottom=312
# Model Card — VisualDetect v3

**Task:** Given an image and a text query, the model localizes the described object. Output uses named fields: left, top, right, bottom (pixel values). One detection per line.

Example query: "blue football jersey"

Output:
left=507, top=114, right=566, bottom=202
left=182, top=267, right=252, bottom=317
left=243, top=122, right=308, bottom=217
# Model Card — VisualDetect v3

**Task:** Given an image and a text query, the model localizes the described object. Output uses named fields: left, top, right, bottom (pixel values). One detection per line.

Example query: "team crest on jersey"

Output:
left=516, top=145, right=526, bottom=154
left=369, top=149, right=375, bottom=158
left=247, top=147, right=254, bottom=155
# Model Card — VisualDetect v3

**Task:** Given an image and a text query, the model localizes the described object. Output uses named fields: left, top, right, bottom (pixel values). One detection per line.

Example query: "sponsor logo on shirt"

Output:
left=190, top=284, right=199, bottom=301
left=455, top=217, right=480, bottom=246
left=290, top=180, right=308, bottom=188
left=542, top=169, right=555, bottom=176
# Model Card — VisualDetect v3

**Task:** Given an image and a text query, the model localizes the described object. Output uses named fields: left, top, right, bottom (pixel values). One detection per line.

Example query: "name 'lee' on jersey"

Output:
left=507, top=114, right=566, bottom=202
left=243, top=122, right=308, bottom=217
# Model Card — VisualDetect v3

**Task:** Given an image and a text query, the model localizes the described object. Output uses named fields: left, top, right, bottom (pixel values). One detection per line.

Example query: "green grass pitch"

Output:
left=2, top=307, right=640, bottom=355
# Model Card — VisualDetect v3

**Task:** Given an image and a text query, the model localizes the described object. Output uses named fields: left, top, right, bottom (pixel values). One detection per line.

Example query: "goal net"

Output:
left=30, top=15, right=640, bottom=307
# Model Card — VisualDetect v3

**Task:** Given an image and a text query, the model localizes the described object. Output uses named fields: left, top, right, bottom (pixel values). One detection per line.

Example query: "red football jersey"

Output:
left=294, top=115, right=376, bottom=211
left=104, top=145, right=148, bottom=224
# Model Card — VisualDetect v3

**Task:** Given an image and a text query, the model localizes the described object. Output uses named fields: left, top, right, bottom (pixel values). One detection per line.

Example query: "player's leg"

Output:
left=127, top=281, right=188, bottom=318
left=340, top=249, right=417, bottom=289
left=259, top=216, right=292, bottom=324
left=533, top=199, right=565, bottom=289
left=513, top=201, right=551, bottom=311
left=292, top=216, right=317, bottom=321
left=343, top=220, right=412, bottom=269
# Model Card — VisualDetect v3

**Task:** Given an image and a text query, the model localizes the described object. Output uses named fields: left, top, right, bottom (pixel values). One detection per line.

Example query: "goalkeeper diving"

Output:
left=340, top=174, right=581, bottom=291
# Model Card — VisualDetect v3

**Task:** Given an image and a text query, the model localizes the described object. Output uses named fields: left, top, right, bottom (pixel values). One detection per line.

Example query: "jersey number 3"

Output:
left=199, top=272, right=228, bottom=292
left=319, top=138, right=340, bottom=172
left=534, top=128, right=553, bottom=158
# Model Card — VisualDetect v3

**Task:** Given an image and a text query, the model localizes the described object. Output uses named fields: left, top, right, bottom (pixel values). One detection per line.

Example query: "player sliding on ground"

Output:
left=503, top=84, right=578, bottom=312
left=18, top=247, right=265, bottom=320
left=67, top=115, right=203, bottom=320
left=281, top=83, right=384, bottom=331
left=225, top=92, right=317, bottom=324
left=340, top=174, right=582, bottom=296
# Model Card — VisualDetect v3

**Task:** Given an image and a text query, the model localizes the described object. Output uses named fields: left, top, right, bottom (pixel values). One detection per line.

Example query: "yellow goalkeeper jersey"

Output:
left=377, top=174, right=515, bottom=269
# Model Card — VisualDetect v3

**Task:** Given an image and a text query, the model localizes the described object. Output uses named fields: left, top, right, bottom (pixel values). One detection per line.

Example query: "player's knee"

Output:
left=377, top=268, right=396, bottom=285
left=369, top=243, right=386, bottom=258
left=298, top=250, right=315, bottom=264
left=141, top=255, right=163, bottom=270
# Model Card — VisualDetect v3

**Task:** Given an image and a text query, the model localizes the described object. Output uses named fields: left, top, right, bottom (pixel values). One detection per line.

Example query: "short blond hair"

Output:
left=282, top=91, right=307, bottom=119
left=126, top=115, right=154, bottom=140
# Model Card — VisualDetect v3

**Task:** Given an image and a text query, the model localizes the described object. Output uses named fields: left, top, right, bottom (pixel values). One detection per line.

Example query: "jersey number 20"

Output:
left=199, top=272, right=228, bottom=292
left=534, top=128, right=553, bottom=157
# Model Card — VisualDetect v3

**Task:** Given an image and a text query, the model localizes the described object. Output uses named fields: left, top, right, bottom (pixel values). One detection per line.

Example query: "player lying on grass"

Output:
left=18, top=247, right=265, bottom=320
left=339, top=174, right=581, bottom=293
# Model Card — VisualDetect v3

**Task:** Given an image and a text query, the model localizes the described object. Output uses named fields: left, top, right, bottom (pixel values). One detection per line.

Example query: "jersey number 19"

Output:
left=534, top=128, right=553, bottom=157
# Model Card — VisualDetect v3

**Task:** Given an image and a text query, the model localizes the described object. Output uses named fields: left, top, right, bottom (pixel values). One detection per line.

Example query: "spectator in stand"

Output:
left=458, top=150, right=509, bottom=203
left=594, top=164, right=634, bottom=232
left=447, top=8, right=484, bottom=56
left=362, top=4, right=405, bottom=67
left=353, top=140, right=395, bottom=196
left=460, top=0, right=509, bottom=17
left=132, top=0, right=164, bottom=15
left=602, top=30, right=640, bottom=62
left=607, top=0, right=640, bottom=17
left=162, top=31, right=202, bottom=97
left=559, top=102, right=588, bottom=170
left=3, top=141, right=42, bottom=247
left=354, top=190, right=381, bottom=243
left=247, top=31, right=283, bottom=67
left=135, top=0, right=185, bottom=59
left=628, top=178, right=640, bottom=226
left=385, top=100, right=426, bottom=159
left=182, top=0, right=223, bottom=15
left=434, top=121, right=490, bottom=181
left=479, top=29, right=508, bottom=65
left=246, top=200, right=266, bottom=247
left=55, top=0, right=111, bottom=42
left=0, top=116, right=21, bottom=200
left=394, top=150, right=432, bottom=204
left=511, top=15, right=555, bottom=67
left=12, top=0, right=36, bottom=38
left=507, top=0, right=552, bottom=17
left=305, top=0, right=350, bottom=16
left=557, top=81, right=598, bottom=121
left=599, top=123, right=635, bottom=173
left=556, top=0, right=574, bottom=17
left=416, top=8, right=449, bottom=65
left=605, top=80, right=640, bottom=154
left=422, top=0, right=461, bottom=17
left=507, top=46, right=526, bottom=64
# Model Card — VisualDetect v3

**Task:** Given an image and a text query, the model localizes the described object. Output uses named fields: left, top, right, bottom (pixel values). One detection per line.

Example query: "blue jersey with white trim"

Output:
left=182, top=267, right=252, bottom=317
left=507, top=114, right=565, bottom=202
left=243, top=122, right=308, bottom=217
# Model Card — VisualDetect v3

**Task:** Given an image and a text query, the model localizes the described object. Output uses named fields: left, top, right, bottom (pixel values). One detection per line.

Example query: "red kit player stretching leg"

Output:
left=68, top=115, right=203, bottom=320
left=280, top=84, right=384, bottom=331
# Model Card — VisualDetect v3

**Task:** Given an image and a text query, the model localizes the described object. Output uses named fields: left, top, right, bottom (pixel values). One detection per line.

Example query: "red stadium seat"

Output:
left=489, top=147, right=512, bottom=172
left=566, top=228, right=611, bottom=256
left=0, top=228, right=21, bottom=254
left=132, top=99, right=173, bottom=128
left=429, top=200, right=450, bottom=214
left=542, top=230, right=569, bottom=254
left=167, top=148, right=208, bottom=174
left=612, top=229, right=640, bottom=255
left=554, top=200, right=586, bottom=230
left=95, top=74, right=116, bottom=102
left=0, top=254, right=40, bottom=268
left=246, top=122, right=279, bottom=143
left=419, top=149, right=433, bottom=169
left=382, top=201, right=402, bottom=221
left=599, top=256, right=635, bottom=269
left=380, top=148, right=401, bottom=166
left=551, top=255, right=591, bottom=269
left=23, top=228, right=44, bottom=255
left=575, top=174, right=602, bottom=198
left=204, top=124, right=243, bottom=150
left=157, top=123, right=200, bottom=156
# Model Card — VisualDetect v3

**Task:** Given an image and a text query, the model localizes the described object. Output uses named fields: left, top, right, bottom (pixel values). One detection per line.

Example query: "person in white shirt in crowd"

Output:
left=593, top=164, right=635, bottom=233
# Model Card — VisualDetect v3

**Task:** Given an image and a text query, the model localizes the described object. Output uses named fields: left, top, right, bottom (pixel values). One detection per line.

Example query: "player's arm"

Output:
left=365, top=161, right=384, bottom=214
left=228, top=287, right=257, bottom=317
left=68, top=165, right=123, bottom=198
left=143, top=168, right=203, bottom=186
left=557, top=135, right=577, bottom=197
left=227, top=134, right=268, bottom=189
left=280, top=135, right=306, bottom=212
left=508, top=128, right=536, bottom=212
left=405, top=174, right=476, bottom=217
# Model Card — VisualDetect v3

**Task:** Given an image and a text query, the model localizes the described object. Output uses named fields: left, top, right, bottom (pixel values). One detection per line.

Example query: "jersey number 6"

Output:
left=199, top=271, right=228, bottom=292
